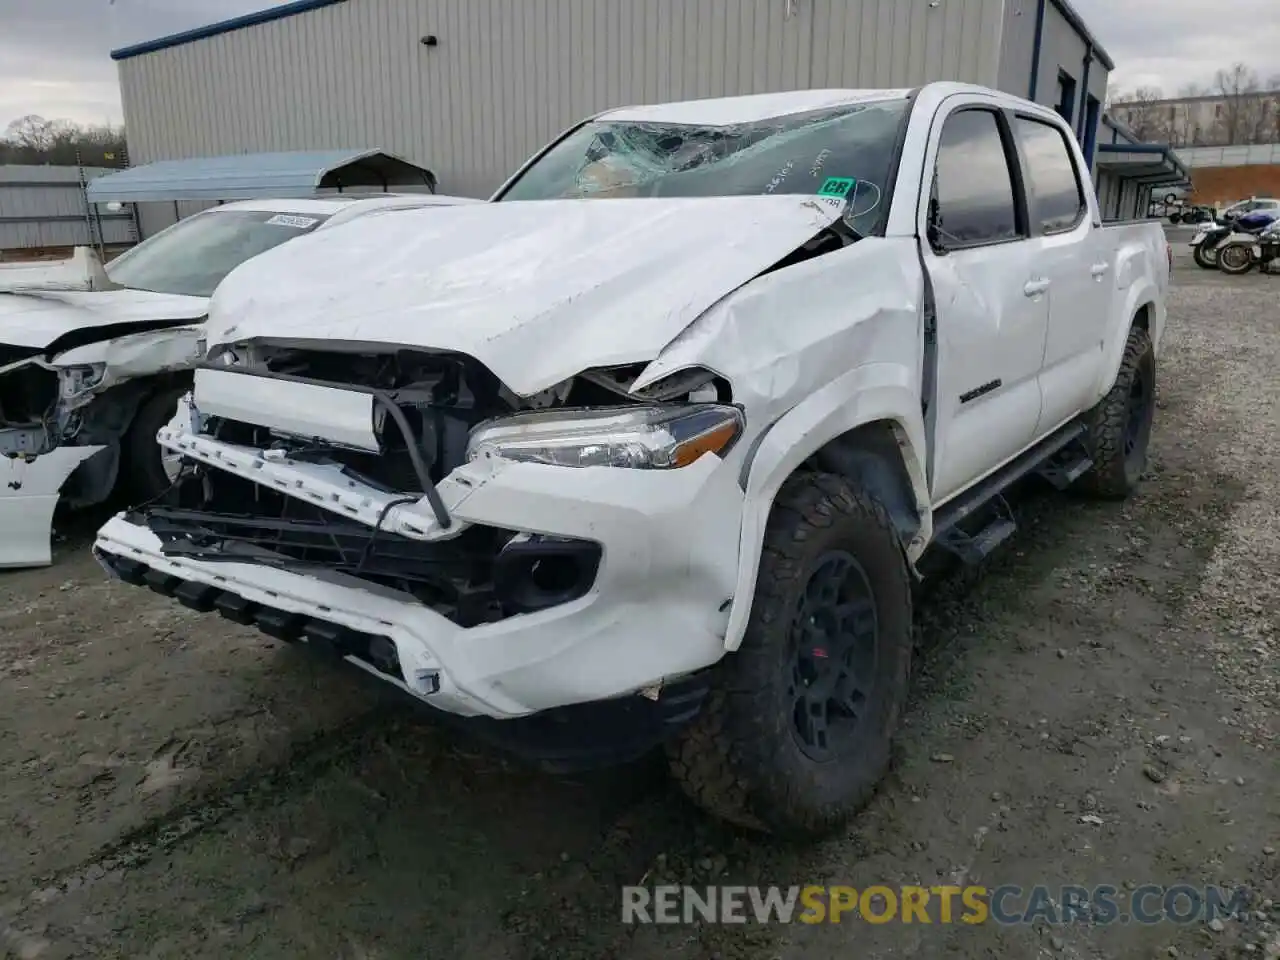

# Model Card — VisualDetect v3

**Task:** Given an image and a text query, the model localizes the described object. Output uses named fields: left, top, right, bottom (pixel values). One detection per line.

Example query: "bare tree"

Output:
left=1110, top=86, right=1168, bottom=142
left=1163, top=83, right=1208, bottom=147
left=4, top=115, right=58, bottom=152
left=1269, top=75, right=1280, bottom=143
left=1213, top=63, right=1265, bottom=144
left=1, top=115, right=127, bottom=166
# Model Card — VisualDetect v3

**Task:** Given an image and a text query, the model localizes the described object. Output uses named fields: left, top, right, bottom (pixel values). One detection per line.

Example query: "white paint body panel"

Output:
left=0, top=289, right=209, bottom=350
left=193, top=367, right=381, bottom=453
left=94, top=83, right=1167, bottom=718
left=0, top=195, right=468, bottom=570
left=203, top=195, right=845, bottom=396
left=0, top=446, right=105, bottom=568
left=0, top=247, right=113, bottom=294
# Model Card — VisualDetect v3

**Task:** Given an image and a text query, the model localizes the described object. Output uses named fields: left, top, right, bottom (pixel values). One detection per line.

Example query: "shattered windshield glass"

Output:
left=498, top=98, right=910, bottom=234
left=105, top=209, right=331, bottom=298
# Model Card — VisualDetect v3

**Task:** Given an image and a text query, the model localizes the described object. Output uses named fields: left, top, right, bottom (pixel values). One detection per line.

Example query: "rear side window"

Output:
left=1015, top=117, right=1086, bottom=232
left=932, top=109, right=1021, bottom=247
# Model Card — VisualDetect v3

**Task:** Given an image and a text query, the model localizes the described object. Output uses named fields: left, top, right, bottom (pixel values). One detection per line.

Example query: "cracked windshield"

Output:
left=500, top=98, right=909, bottom=235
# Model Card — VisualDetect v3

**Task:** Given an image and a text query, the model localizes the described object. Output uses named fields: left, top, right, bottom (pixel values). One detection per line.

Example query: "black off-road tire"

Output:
left=666, top=472, right=913, bottom=838
left=123, top=385, right=188, bottom=501
left=1078, top=326, right=1155, bottom=500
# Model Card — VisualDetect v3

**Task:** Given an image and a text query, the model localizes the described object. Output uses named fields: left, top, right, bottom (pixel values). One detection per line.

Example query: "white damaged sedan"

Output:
left=0, top=193, right=474, bottom=568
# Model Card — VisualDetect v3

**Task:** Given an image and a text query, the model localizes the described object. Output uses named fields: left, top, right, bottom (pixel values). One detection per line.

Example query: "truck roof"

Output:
left=596, top=82, right=1041, bottom=127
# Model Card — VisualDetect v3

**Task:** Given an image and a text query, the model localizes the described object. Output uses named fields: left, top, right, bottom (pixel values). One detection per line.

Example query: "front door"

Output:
left=919, top=102, right=1049, bottom=505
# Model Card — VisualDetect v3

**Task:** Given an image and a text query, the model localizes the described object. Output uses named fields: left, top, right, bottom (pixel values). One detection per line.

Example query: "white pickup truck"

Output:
left=94, top=82, right=1170, bottom=837
left=0, top=193, right=474, bottom=568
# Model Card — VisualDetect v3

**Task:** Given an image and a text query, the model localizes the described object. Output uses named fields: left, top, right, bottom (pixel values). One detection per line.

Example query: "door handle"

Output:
left=1023, top=278, right=1050, bottom=297
left=1090, top=262, right=1110, bottom=278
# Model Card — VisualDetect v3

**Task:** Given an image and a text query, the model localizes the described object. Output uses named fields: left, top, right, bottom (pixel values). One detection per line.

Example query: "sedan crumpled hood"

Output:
left=206, top=195, right=845, bottom=396
left=0, top=289, right=209, bottom=351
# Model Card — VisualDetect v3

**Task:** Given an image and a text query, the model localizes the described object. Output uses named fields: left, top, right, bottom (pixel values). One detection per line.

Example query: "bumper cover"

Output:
left=94, top=425, right=745, bottom=719
left=0, top=446, right=104, bottom=569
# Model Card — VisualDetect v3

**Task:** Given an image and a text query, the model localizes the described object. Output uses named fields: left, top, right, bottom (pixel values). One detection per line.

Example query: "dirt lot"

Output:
left=2, top=249, right=1277, bottom=960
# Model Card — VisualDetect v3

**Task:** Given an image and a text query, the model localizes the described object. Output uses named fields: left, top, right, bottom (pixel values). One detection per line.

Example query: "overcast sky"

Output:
left=2, top=0, right=1278, bottom=132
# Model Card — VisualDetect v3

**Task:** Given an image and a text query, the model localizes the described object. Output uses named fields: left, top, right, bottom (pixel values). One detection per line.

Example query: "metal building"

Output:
left=113, top=0, right=1128, bottom=202
left=0, top=165, right=137, bottom=253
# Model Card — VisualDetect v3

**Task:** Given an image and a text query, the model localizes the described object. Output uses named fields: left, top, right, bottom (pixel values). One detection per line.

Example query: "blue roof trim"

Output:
left=1047, top=0, right=1115, bottom=71
left=110, top=0, right=348, bottom=61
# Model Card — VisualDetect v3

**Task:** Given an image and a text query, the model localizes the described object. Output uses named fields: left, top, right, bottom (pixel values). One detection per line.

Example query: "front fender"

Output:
left=52, top=324, right=204, bottom=371
left=723, top=361, right=929, bottom=651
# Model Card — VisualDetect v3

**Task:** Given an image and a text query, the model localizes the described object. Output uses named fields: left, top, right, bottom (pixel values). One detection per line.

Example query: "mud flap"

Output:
left=0, top=446, right=106, bottom=569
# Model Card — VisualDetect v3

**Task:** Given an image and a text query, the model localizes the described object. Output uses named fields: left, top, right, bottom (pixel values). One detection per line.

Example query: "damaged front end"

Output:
left=0, top=325, right=205, bottom=569
left=0, top=346, right=105, bottom=568
left=134, top=344, right=736, bottom=623
left=96, top=342, right=746, bottom=721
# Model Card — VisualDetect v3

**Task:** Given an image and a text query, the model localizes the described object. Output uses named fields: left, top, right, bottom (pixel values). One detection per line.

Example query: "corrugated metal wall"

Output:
left=0, top=166, right=137, bottom=251
left=118, top=0, right=1006, bottom=199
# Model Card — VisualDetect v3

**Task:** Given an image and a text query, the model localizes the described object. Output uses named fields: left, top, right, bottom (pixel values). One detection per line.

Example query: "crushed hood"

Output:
left=0, top=246, right=113, bottom=294
left=0, top=288, right=209, bottom=351
left=206, top=195, right=845, bottom=395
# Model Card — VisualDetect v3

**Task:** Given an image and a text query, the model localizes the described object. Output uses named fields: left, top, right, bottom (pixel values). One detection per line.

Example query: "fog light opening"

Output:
left=528, top=555, right=581, bottom=595
left=493, top=534, right=602, bottom=615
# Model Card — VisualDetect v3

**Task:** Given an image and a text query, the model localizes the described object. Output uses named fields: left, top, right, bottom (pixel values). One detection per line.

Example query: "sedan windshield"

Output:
left=105, top=208, right=330, bottom=297
left=497, top=98, right=909, bottom=235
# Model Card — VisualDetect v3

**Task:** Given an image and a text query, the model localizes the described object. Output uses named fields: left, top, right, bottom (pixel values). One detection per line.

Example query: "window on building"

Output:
left=1056, top=70, right=1077, bottom=124
left=931, top=109, right=1023, bottom=247
left=1015, top=116, right=1086, bottom=233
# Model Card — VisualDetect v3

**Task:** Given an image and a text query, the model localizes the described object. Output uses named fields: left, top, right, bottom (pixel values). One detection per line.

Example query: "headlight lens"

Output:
left=466, top=404, right=744, bottom=469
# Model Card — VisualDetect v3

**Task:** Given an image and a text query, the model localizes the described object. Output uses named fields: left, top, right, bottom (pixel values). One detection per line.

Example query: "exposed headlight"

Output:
left=465, top=404, right=744, bottom=469
left=205, top=342, right=246, bottom=367
left=58, top=363, right=107, bottom=398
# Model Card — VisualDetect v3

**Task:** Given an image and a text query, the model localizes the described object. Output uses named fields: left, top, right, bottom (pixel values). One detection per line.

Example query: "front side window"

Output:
left=932, top=109, right=1022, bottom=247
left=1016, top=116, right=1086, bottom=232
left=106, top=209, right=331, bottom=298
left=496, top=98, right=910, bottom=236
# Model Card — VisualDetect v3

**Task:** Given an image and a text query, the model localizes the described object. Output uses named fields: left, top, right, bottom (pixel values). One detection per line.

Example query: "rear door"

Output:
left=919, top=100, right=1049, bottom=505
left=1010, top=113, right=1112, bottom=434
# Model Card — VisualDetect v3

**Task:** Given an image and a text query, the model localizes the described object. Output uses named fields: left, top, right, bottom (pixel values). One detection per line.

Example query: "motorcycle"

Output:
left=1190, top=209, right=1280, bottom=270
left=1216, top=218, right=1280, bottom=275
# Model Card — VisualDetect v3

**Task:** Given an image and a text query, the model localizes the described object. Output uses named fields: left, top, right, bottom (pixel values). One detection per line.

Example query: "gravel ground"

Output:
left=0, top=247, right=1276, bottom=960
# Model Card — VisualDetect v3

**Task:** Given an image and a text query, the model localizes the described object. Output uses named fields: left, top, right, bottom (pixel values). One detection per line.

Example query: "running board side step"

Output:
left=930, top=420, right=1089, bottom=565
left=935, top=494, right=1017, bottom=564
left=1035, top=448, right=1094, bottom=491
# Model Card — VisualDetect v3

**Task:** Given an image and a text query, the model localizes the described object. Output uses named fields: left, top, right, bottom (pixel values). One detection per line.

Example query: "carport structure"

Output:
left=85, top=149, right=438, bottom=237
left=1093, top=115, right=1190, bottom=221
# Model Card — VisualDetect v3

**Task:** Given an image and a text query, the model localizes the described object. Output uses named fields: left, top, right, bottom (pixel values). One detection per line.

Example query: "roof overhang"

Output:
left=1095, top=143, right=1191, bottom=188
left=84, top=149, right=437, bottom=203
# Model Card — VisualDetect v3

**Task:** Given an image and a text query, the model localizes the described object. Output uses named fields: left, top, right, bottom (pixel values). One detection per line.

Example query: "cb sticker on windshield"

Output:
left=265, top=214, right=320, bottom=228
left=818, top=177, right=856, bottom=198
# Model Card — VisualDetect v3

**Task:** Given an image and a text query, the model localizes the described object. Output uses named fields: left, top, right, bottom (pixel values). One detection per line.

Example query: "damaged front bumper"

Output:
left=0, top=325, right=205, bottom=569
left=1, top=446, right=105, bottom=568
left=93, top=404, right=746, bottom=719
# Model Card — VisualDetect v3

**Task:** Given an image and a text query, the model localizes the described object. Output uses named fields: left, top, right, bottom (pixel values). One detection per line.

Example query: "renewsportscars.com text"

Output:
left=621, top=884, right=1251, bottom=926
